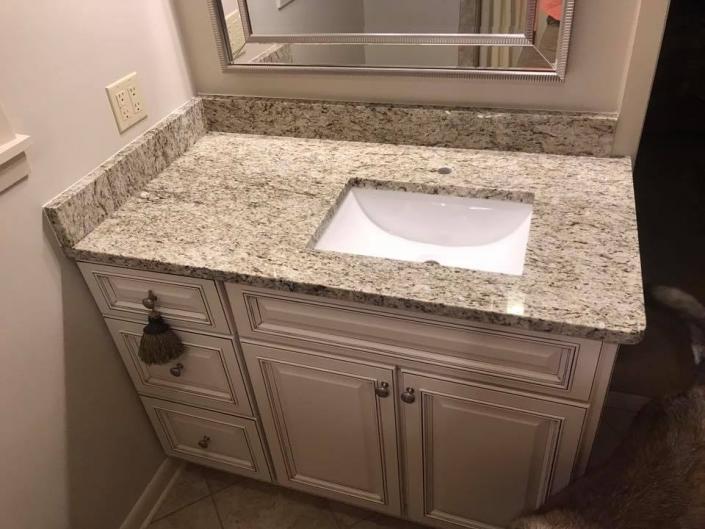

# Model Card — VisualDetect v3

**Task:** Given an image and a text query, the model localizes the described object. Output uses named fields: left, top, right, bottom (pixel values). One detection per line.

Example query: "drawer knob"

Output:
left=374, top=381, right=390, bottom=398
left=197, top=435, right=211, bottom=449
left=401, top=387, right=416, bottom=404
left=169, top=363, right=184, bottom=377
left=142, top=290, right=157, bottom=310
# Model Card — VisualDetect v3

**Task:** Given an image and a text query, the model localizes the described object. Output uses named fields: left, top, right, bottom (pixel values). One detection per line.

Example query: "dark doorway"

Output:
left=612, top=0, right=705, bottom=397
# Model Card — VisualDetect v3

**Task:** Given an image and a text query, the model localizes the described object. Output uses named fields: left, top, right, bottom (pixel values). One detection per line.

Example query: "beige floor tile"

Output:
left=150, top=496, right=222, bottom=529
left=353, top=513, right=428, bottom=529
left=214, top=478, right=338, bottom=529
left=199, top=464, right=244, bottom=494
left=153, top=464, right=211, bottom=520
left=326, top=500, right=376, bottom=528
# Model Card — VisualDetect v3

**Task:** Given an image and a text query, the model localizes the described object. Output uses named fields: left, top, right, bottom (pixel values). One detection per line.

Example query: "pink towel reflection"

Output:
left=539, top=0, right=562, bottom=20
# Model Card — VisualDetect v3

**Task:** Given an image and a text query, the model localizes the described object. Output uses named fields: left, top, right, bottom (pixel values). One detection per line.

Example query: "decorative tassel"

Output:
left=138, top=290, right=184, bottom=365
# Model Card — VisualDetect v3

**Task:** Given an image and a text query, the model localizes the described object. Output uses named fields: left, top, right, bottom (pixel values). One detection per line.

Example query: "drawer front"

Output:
left=142, top=397, right=271, bottom=481
left=79, top=262, right=231, bottom=335
left=106, top=319, right=252, bottom=416
left=227, top=284, right=601, bottom=400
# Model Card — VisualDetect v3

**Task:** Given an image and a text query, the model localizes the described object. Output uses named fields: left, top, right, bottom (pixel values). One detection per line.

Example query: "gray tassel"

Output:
left=138, top=290, right=184, bottom=365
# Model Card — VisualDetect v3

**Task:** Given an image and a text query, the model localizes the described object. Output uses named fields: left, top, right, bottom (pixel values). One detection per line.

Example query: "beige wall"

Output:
left=176, top=0, right=670, bottom=157
left=176, top=0, right=639, bottom=111
left=0, top=1, right=193, bottom=528
left=613, top=0, right=671, bottom=156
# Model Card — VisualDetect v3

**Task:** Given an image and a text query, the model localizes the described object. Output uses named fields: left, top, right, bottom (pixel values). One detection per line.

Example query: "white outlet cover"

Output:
left=106, top=72, right=147, bottom=133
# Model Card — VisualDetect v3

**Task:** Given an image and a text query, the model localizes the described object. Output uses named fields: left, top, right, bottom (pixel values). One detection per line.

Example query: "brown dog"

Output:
left=511, top=385, right=705, bottom=529
left=511, top=287, right=705, bottom=529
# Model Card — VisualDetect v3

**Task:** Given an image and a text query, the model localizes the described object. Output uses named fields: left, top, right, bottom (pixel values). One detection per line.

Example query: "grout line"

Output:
left=210, top=494, right=226, bottom=529
left=149, top=491, right=213, bottom=524
left=210, top=480, right=239, bottom=499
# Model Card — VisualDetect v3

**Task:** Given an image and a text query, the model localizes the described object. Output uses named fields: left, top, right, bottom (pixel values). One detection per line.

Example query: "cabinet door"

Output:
left=401, top=372, right=585, bottom=529
left=242, top=342, right=402, bottom=516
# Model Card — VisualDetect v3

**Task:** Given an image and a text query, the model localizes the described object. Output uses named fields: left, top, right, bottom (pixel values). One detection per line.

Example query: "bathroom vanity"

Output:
left=45, top=97, right=644, bottom=529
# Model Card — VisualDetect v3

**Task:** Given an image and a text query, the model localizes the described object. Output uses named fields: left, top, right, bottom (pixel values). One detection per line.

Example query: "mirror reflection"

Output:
left=218, top=0, right=567, bottom=73
left=231, top=0, right=531, bottom=37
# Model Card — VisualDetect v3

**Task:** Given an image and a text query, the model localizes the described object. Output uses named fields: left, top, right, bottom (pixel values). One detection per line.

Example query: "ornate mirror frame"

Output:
left=208, top=0, right=575, bottom=82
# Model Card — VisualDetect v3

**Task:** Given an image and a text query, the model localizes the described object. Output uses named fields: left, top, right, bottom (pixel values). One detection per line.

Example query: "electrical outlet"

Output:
left=106, top=72, right=147, bottom=133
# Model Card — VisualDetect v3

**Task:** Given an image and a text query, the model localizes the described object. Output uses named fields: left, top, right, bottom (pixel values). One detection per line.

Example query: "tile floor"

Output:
left=148, top=402, right=642, bottom=529
left=148, top=463, right=427, bottom=529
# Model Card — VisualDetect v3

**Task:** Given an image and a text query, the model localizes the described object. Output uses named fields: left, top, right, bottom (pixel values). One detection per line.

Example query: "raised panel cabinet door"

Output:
left=241, top=342, right=402, bottom=516
left=401, top=372, right=586, bottom=529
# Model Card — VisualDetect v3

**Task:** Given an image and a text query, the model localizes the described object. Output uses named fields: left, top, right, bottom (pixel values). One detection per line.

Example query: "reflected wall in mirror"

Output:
left=211, top=0, right=574, bottom=80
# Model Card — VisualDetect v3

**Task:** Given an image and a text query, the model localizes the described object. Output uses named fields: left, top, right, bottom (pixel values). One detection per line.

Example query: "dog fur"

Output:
left=511, top=287, right=705, bottom=529
left=651, top=286, right=705, bottom=366
left=511, top=385, right=705, bottom=529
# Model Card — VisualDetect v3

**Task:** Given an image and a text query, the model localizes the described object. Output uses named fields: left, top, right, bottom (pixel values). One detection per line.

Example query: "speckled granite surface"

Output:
left=44, top=99, right=206, bottom=247
left=67, top=132, right=644, bottom=344
left=203, top=96, right=617, bottom=157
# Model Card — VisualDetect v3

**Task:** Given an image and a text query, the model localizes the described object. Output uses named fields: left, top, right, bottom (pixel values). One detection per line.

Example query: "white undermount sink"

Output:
left=314, top=187, right=533, bottom=275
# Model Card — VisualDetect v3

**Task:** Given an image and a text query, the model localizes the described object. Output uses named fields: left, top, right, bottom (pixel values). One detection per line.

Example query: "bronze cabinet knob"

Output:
left=169, top=363, right=184, bottom=377
left=401, top=387, right=416, bottom=404
left=142, top=290, right=157, bottom=310
left=197, top=435, right=211, bottom=449
left=374, top=381, right=390, bottom=398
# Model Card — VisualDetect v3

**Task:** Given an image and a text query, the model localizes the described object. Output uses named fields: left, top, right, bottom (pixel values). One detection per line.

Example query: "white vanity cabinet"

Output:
left=228, top=284, right=615, bottom=529
left=241, top=342, right=403, bottom=516
left=400, top=372, right=585, bottom=529
left=78, top=262, right=273, bottom=483
left=79, top=262, right=617, bottom=529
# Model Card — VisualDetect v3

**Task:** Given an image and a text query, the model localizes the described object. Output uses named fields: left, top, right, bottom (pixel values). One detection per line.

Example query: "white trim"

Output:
left=0, top=133, right=31, bottom=192
left=0, top=133, right=30, bottom=166
left=119, top=458, right=184, bottom=529
left=0, top=151, right=30, bottom=193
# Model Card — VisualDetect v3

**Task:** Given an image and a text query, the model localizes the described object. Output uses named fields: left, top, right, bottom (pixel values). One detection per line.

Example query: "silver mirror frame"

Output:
left=208, top=0, right=575, bottom=82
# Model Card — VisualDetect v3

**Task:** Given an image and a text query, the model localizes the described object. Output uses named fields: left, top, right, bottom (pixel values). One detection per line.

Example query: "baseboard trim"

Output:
left=120, top=458, right=184, bottom=529
left=605, top=390, right=650, bottom=412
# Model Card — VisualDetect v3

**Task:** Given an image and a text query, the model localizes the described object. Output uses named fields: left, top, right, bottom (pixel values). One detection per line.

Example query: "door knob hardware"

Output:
left=375, top=381, right=390, bottom=398
left=401, top=387, right=416, bottom=404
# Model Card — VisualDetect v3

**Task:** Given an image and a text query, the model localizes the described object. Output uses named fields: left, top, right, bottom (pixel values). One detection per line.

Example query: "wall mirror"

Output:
left=210, top=0, right=574, bottom=81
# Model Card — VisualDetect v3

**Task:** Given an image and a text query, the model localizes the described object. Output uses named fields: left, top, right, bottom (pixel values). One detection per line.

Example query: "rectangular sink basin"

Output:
left=314, top=187, right=533, bottom=275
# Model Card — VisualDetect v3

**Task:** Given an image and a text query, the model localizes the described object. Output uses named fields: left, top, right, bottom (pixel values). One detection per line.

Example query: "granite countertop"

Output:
left=69, top=131, right=645, bottom=344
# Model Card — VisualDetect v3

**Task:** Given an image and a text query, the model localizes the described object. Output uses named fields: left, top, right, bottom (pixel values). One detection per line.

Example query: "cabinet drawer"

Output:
left=79, top=262, right=231, bottom=335
left=227, top=285, right=601, bottom=400
left=142, top=397, right=271, bottom=482
left=106, top=319, right=252, bottom=416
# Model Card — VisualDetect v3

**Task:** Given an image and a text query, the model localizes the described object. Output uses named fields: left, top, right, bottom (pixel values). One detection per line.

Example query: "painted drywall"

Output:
left=0, top=102, right=13, bottom=144
left=0, top=2, right=193, bottom=529
left=174, top=0, right=640, bottom=112
left=175, top=0, right=669, bottom=157
left=613, top=0, right=671, bottom=156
